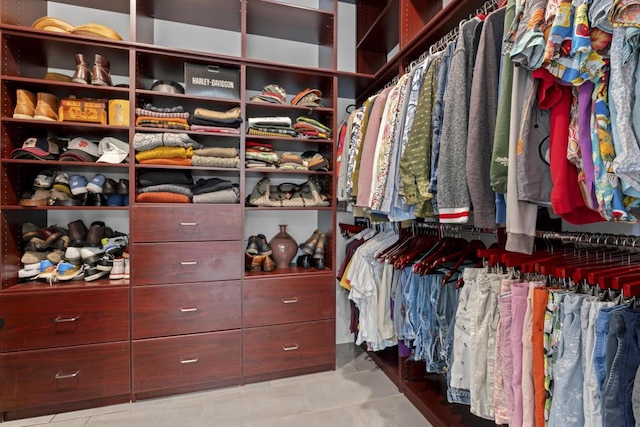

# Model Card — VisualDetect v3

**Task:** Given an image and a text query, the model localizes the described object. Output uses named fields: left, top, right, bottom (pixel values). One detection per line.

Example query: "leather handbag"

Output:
left=248, top=177, right=330, bottom=207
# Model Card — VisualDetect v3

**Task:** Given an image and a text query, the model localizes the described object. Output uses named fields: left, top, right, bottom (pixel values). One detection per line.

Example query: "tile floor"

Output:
left=3, top=344, right=432, bottom=427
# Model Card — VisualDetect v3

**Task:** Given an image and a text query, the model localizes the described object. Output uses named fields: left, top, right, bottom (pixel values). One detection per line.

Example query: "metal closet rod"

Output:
left=535, top=230, right=640, bottom=249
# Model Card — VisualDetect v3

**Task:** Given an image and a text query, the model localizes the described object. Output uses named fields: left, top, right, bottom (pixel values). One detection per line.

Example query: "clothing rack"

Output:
left=535, top=230, right=640, bottom=250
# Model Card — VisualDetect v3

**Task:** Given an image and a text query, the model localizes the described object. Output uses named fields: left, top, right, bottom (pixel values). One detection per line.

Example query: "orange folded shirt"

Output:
left=136, top=192, right=190, bottom=203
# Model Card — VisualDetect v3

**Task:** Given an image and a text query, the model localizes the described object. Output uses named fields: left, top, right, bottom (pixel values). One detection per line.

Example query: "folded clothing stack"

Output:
left=192, top=146, right=240, bottom=168
left=189, top=107, right=243, bottom=134
left=191, top=178, right=240, bottom=204
left=301, top=151, right=329, bottom=171
left=133, top=133, right=202, bottom=166
left=279, top=152, right=307, bottom=171
left=135, top=104, right=190, bottom=130
left=246, top=141, right=279, bottom=169
left=136, top=170, right=193, bottom=203
left=250, top=84, right=287, bottom=104
left=293, top=117, right=332, bottom=139
left=247, top=116, right=296, bottom=138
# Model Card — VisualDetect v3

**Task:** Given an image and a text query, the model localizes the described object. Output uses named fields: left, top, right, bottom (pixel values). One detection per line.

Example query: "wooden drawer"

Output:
left=0, top=342, right=130, bottom=411
left=132, top=205, right=241, bottom=242
left=132, top=331, right=241, bottom=394
left=133, top=241, right=242, bottom=285
left=132, top=281, right=241, bottom=339
left=0, top=289, right=129, bottom=352
left=243, top=320, right=334, bottom=377
left=243, top=276, right=333, bottom=327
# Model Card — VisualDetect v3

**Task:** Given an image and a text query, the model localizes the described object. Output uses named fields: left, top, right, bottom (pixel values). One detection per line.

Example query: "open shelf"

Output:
left=244, top=266, right=332, bottom=278
left=3, top=279, right=130, bottom=292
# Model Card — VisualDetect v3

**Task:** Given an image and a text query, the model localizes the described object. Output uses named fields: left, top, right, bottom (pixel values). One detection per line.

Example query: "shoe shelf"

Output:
left=2, top=117, right=128, bottom=130
left=1, top=76, right=130, bottom=96
left=244, top=266, right=333, bottom=279
left=1, top=278, right=129, bottom=293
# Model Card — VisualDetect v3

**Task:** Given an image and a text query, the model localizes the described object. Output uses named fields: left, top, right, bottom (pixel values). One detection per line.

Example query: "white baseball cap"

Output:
left=97, top=137, right=129, bottom=164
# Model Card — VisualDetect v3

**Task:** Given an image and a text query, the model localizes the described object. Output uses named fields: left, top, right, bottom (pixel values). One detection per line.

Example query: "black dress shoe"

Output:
left=117, top=179, right=129, bottom=195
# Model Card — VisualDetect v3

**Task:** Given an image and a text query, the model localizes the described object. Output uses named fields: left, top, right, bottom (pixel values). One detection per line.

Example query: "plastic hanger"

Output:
left=438, top=240, right=486, bottom=285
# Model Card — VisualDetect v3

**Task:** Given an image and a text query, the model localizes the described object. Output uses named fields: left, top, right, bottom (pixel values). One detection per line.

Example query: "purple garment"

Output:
left=510, top=283, right=529, bottom=427
left=398, top=340, right=411, bottom=357
left=578, top=81, right=598, bottom=209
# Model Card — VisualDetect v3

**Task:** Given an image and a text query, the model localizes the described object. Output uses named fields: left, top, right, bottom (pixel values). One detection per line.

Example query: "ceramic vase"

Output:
left=269, top=225, right=298, bottom=268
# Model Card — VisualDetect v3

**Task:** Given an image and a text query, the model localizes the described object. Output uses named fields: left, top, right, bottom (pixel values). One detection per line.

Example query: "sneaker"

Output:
left=64, top=246, right=82, bottom=265
left=86, top=173, right=106, bottom=193
left=57, top=263, right=84, bottom=281
left=96, top=254, right=114, bottom=272
left=37, top=260, right=56, bottom=280
left=109, top=258, right=125, bottom=280
left=21, top=251, right=48, bottom=266
left=33, top=169, right=56, bottom=189
left=84, top=265, right=108, bottom=282
left=46, top=249, right=65, bottom=264
left=102, top=235, right=128, bottom=255
left=69, top=174, right=88, bottom=195
left=80, top=246, right=104, bottom=265
left=18, top=268, right=40, bottom=279
left=52, top=172, right=71, bottom=195
left=123, top=258, right=130, bottom=279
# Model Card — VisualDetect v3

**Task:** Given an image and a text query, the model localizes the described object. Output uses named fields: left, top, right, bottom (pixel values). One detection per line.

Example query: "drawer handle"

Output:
left=55, top=371, right=80, bottom=380
left=180, top=261, right=198, bottom=266
left=282, top=344, right=299, bottom=351
left=180, top=357, right=199, bottom=364
left=282, top=297, right=299, bottom=304
left=180, top=222, right=198, bottom=226
left=54, top=315, right=80, bottom=323
left=180, top=307, right=199, bottom=312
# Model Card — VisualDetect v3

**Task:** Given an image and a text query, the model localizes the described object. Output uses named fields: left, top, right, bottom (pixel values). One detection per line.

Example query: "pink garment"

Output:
left=355, top=87, right=391, bottom=207
left=495, top=280, right=517, bottom=424
left=510, top=282, right=530, bottom=427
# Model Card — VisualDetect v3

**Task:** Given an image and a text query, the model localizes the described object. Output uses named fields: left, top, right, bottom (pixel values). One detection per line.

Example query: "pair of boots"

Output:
left=299, top=230, right=326, bottom=269
left=13, top=90, right=59, bottom=121
left=245, top=234, right=276, bottom=273
left=72, top=53, right=112, bottom=86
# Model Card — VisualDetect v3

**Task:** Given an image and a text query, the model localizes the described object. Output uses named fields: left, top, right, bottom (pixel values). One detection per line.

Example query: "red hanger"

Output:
left=623, top=281, right=640, bottom=297
left=439, top=240, right=486, bottom=286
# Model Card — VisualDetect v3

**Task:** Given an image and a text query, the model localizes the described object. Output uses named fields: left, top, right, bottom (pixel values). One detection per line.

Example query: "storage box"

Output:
left=59, top=97, right=107, bottom=125
left=108, top=99, right=130, bottom=126
left=184, top=63, right=240, bottom=99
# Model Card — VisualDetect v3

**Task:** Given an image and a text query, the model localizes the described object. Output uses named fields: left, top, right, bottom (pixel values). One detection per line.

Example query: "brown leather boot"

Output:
left=85, top=221, right=105, bottom=247
left=13, top=89, right=36, bottom=119
left=33, top=92, right=59, bottom=121
left=299, top=229, right=321, bottom=256
left=91, top=54, right=113, bottom=86
left=67, top=219, right=88, bottom=247
left=71, top=53, right=91, bottom=84
left=262, top=255, right=276, bottom=272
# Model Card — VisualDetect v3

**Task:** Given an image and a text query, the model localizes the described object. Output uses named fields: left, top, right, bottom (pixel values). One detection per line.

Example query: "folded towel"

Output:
left=136, top=192, right=190, bottom=203
left=192, top=187, right=240, bottom=204
left=191, top=155, right=240, bottom=168
left=194, top=147, right=238, bottom=158
left=135, top=146, right=194, bottom=162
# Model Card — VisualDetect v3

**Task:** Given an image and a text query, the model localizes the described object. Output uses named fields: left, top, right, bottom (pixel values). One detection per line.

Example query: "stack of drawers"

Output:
left=0, top=289, right=130, bottom=415
left=131, top=205, right=243, bottom=397
left=243, top=274, right=335, bottom=383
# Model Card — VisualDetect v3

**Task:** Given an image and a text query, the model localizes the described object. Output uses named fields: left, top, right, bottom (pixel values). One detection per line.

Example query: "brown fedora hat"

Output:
left=32, top=16, right=74, bottom=33
left=71, top=23, right=123, bottom=41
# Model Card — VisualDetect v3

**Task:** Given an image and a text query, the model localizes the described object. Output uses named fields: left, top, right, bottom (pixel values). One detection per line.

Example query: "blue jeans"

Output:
left=414, top=274, right=442, bottom=370
left=549, top=294, right=587, bottom=427
left=594, top=305, right=626, bottom=395
left=402, top=269, right=420, bottom=342
left=603, top=307, right=640, bottom=427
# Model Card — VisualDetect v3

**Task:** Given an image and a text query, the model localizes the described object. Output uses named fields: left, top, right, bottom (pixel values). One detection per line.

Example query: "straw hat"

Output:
left=71, top=23, right=123, bottom=41
left=32, top=16, right=74, bottom=33
left=44, top=72, right=73, bottom=82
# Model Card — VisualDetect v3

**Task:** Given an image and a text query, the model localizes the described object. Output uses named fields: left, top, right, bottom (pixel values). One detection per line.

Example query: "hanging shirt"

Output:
left=510, top=0, right=548, bottom=70
left=346, top=107, right=364, bottom=202
left=577, top=81, right=599, bottom=210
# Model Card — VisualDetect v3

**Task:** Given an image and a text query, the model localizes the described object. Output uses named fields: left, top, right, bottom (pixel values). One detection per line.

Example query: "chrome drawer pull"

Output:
left=282, top=344, right=299, bottom=351
left=180, top=261, right=198, bottom=266
left=54, top=315, right=80, bottom=323
left=281, top=297, right=299, bottom=304
left=180, top=357, right=199, bottom=364
left=180, top=222, right=198, bottom=226
left=180, top=307, right=199, bottom=312
left=55, top=371, right=79, bottom=380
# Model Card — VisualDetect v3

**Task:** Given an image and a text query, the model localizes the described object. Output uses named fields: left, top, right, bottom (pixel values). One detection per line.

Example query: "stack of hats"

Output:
left=133, top=133, right=202, bottom=166
left=135, top=103, right=190, bottom=130
left=189, top=107, right=242, bottom=134
left=279, top=152, right=307, bottom=171
left=293, top=117, right=332, bottom=139
left=192, top=146, right=240, bottom=168
left=11, top=137, right=60, bottom=160
left=245, top=142, right=279, bottom=169
left=250, top=84, right=287, bottom=104
left=191, top=178, right=240, bottom=204
left=136, top=170, right=193, bottom=203
left=32, top=16, right=123, bottom=40
left=59, top=137, right=100, bottom=162
left=291, top=88, right=323, bottom=108
left=247, top=117, right=296, bottom=138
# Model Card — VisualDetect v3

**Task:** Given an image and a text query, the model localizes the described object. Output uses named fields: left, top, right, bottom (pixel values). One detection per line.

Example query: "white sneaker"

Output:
left=124, top=258, right=130, bottom=279
left=80, top=246, right=104, bottom=265
left=18, top=268, right=39, bottom=279
left=64, top=246, right=82, bottom=265
left=109, top=258, right=124, bottom=280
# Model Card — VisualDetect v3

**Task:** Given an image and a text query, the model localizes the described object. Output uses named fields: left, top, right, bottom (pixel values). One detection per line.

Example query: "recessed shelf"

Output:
left=244, top=266, right=332, bottom=278
left=2, top=117, right=129, bottom=132
left=3, top=279, right=130, bottom=293
left=1, top=159, right=130, bottom=169
left=2, top=76, right=130, bottom=95
left=136, top=89, right=240, bottom=105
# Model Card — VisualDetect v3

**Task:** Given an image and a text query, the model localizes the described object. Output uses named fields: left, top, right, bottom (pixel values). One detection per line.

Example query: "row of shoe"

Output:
left=245, top=234, right=276, bottom=272
left=19, top=219, right=130, bottom=283
left=20, top=169, right=129, bottom=207
left=298, top=229, right=326, bottom=270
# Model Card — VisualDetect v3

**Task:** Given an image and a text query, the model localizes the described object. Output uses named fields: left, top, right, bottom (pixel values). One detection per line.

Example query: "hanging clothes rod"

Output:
left=535, top=230, right=640, bottom=249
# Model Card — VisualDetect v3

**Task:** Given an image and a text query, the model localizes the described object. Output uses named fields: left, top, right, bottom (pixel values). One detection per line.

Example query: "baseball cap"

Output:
left=11, top=137, right=60, bottom=160
left=59, top=137, right=100, bottom=162
left=96, top=137, right=129, bottom=164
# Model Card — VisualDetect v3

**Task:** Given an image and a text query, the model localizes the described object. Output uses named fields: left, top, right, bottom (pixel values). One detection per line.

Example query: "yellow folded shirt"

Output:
left=135, top=146, right=194, bottom=161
